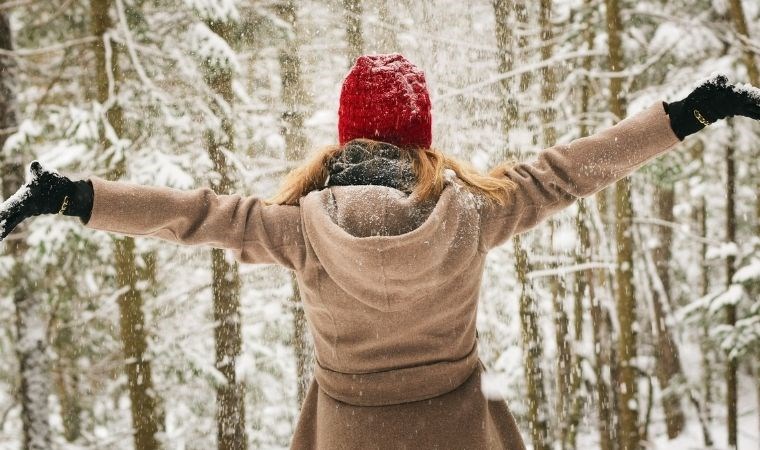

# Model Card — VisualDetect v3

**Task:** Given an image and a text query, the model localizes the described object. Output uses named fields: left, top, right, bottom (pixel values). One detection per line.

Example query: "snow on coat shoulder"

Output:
left=299, top=175, right=483, bottom=313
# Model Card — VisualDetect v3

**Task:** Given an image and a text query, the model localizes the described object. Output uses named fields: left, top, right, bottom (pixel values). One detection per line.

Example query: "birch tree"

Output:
left=0, top=11, right=52, bottom=450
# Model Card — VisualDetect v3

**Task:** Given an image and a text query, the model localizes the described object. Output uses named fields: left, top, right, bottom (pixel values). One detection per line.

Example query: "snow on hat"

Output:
left=338, top=54, right=432, bottom=150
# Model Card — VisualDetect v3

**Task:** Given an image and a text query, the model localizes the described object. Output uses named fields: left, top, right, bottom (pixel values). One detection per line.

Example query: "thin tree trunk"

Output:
left=569, top=5, right=603, bottom=445
left=515, top=236, right=552, bottom=450
left=724, top=123, right=738, bottom=448
left=0, top=13, right=53, bottom=450
left=726, top=0, right=760, bottom=87
left=343, top=0, right=363, bottom=64
left=724, top=4, right=758, bottom=444
left=651, top=183, right=685, bottom=438
left=53, top=356, right=82, bottom=442
left=538, top=2, right=573, bottom=446
left=12, top=274, right=52, bottom=450
left=377, top=0, right=400, bottom=52
left=201, top=17, right=248, bottom=450
left=683, top=141, right=715, bottom=448
left=569, top=197, right=589, bottom=450
left=493, top=3, right=551, bottom=449
left=91, top=1, right=162, bottom=449
left=604, top=0, right=640, bottom=448
left=113, top=238, right=162, bottom=450
left=590, top=292, right=617, bottom=450
left=276, top=0, right=312, bottom=406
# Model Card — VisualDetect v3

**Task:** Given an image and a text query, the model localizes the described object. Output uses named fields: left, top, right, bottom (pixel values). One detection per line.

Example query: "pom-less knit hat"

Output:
left=338, top=54, right=432, bottom=150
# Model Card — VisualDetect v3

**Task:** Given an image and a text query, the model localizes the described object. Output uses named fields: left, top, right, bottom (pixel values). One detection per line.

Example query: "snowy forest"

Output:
left=0, top=0, right=759, bottom=449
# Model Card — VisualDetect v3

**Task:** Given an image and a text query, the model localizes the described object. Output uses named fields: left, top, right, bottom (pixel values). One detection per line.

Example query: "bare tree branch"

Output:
left=0, top=36, right=97, bottom=58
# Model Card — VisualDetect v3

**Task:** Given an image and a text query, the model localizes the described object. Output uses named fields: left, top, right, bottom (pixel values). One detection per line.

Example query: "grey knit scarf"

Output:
left=326, top=141, right=416, bottom=194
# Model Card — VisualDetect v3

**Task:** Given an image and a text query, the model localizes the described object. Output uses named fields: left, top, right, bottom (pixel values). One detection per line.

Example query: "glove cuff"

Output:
left=61, top=180, right=94, bottom=224
left=663, top=99, right=707, bottom=140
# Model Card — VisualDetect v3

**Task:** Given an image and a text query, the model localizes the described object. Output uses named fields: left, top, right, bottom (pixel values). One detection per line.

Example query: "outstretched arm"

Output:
left=480, top=76, right=760, bottom=250
left=85, top=177, right=305, bottom=269
left=0, top=164, right=306, bottom=270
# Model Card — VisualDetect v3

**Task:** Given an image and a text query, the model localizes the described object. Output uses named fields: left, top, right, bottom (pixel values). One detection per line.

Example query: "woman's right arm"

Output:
left=479, top=101, right=680, bottom=249
left=480, top=76, right=760, bottom=250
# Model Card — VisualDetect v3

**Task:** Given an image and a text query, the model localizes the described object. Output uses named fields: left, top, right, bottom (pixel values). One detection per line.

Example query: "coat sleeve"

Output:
left=84, top=177, right=306, bottom=270
left=480, top=101, right=681, bottom=250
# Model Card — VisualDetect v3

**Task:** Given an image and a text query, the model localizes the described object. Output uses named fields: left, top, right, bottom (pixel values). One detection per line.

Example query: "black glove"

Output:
left=0, top=161, right=94, bottom=241
left=665, top=75, right=760, bottom=140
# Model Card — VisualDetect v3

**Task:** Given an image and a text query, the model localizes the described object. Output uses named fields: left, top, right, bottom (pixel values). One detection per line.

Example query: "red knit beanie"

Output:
left=338, top=54, right=432, bottom=150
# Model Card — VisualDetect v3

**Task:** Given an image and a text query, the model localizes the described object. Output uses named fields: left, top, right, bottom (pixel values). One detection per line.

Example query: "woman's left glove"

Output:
left=665, top=74, right=760, bottom=140
left=0, top=161, right=93, bottom=241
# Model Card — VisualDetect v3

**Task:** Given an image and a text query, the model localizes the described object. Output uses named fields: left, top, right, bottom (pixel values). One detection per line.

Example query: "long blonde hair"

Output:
left=268, top=139, right=517, bottom=206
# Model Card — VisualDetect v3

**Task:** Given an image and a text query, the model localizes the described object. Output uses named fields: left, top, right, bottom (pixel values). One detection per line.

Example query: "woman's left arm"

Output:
left=85, top=177, right=306, bottom=270
left=480, top=76, right=760, bottom=250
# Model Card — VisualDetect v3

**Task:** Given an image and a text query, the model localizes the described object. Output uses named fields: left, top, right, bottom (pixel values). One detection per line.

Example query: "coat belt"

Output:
left=313, top=343, right=480, bottom=407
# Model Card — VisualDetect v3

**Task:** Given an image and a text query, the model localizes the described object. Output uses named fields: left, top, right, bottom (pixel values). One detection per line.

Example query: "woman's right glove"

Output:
left=665, top=74, right=760, bottom=140
left=0, top=161, right=93, bottom=241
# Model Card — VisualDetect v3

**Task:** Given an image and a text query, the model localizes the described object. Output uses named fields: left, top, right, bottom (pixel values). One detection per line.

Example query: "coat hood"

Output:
left=300, top=178, right=483, bottom=312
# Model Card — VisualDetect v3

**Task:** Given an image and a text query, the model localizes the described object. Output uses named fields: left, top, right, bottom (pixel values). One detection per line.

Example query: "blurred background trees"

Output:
left=0, top=0, right=758, bottom=448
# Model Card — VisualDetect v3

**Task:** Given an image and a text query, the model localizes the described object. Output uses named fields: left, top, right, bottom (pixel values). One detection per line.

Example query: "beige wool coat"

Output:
left=84, top=102, right=680, bottom=449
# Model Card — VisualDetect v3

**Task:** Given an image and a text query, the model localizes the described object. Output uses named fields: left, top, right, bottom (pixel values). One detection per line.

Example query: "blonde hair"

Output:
left=268, top=139, right=517, bottom=206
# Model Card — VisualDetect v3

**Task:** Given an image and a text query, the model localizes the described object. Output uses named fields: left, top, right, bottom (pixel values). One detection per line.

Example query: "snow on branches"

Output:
left=187, top=22, right=240, bottom=74
left=184, top=0, right=240, bottom=22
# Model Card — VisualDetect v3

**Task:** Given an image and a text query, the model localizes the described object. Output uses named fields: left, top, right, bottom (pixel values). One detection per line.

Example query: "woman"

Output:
left=1, top=54, right=759, bottom=449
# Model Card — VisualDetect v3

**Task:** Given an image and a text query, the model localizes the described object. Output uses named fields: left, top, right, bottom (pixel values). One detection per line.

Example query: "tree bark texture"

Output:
left=493, top=3, right=551, bottom=449
left=604, top=0, right=640, bottom=448
left=651, top=183, right=685, bottom=439
left=91, top=1, right=163, bottom=448
left=538, top=3, right=575, bottom=446
left=515, top=236, right=552, bottom=450
left=376, top=0, right=400, bottom=53
left=1, top=12, right=54, bottom=450
left=724, top=129, right=738, bottom=448
left=275, top=0, right=313, bottom=407
left=568, top=7, right=599, bottom=446
left=343, top=0, right=364, bottom=65
left=726, top=0, right=760, bottom=87
left=202, top=17, right=248, bottom=450
left=724, top=3, right=759, bottom=443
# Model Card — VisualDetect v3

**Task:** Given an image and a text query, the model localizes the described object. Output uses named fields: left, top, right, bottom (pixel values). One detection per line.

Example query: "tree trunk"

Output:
left=493, top=3, right=551, bottom=449
left=114, top=238, right=163, bottom=450
left=691, top=142, right=714, bottom=448
left=53, top=350, right=82, bottom=442
left=201, top=17, right=248, bottom=450
left=343, top=0, right=364, bottom=64
left=724, top=124, right=738, bottom=448
left=604, top=0, right=640, bottom=448
left=0, top=13, right=54, bottom=450
left=515, top=236, right=552, bottom=450
left=651, top=183, right=685, bottom=438
left=90, top=1, right=162, bottom=449
left=724, top=4, right=758, bottom=443
left=275, top=0, right=313, bottom=406
left=726, top=0, right=760, bottom=87
left=377, top=0, right=400, bottom=52
left=569, top=6, right=604, bottom=446
left=537, top=2, right=573, bottom=446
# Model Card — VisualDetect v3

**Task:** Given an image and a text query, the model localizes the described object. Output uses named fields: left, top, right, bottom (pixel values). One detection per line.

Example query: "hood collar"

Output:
left=300, top=178, right=483, bottom=312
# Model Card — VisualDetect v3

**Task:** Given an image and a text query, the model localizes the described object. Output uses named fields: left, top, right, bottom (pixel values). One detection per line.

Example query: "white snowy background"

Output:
left=0, top=0, right=759, bottom=449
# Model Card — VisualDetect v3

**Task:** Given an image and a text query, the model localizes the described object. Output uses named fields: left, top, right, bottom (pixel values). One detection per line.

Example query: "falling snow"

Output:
left=0, top=0, right=758, bottom=449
